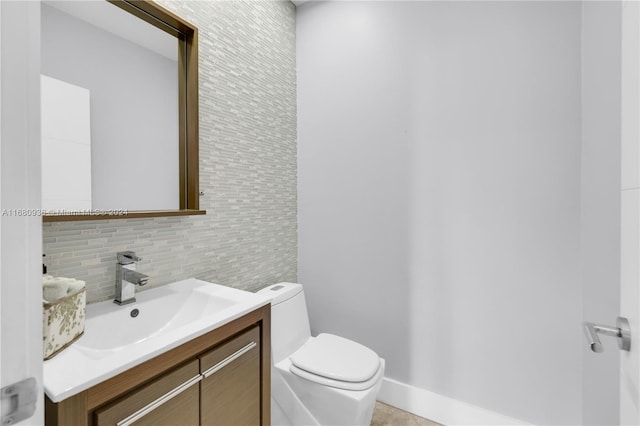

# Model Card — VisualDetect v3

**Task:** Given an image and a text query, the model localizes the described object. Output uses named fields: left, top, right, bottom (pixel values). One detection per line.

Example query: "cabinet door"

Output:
left=199, top=325, right=261, bottom=426
left=94, top=359, right=200, bottom=426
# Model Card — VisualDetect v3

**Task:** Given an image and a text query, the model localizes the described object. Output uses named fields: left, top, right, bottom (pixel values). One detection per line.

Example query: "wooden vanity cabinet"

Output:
left=45, top=305, right=270, bottom=426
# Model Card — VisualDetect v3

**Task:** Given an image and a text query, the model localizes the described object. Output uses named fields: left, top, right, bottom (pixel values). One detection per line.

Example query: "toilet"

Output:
left=257, top=282, right=385, bottom=426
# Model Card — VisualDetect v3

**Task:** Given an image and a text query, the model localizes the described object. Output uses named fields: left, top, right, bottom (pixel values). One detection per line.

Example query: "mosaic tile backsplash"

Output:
left=43, top=0, right=297, bottom=303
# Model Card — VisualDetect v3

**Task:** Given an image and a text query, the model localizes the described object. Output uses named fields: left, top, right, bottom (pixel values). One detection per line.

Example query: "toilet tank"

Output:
left=257, top=282, right=311, bottom=364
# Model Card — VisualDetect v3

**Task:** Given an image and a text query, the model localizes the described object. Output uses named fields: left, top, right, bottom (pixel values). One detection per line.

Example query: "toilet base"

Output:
left=272, top=357, right=385, bottom=426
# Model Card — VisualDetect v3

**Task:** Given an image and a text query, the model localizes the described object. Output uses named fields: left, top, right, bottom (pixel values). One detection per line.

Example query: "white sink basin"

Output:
left=76, top=284, right=240, bottom=352
left=44, top=278, right=270, bottom=402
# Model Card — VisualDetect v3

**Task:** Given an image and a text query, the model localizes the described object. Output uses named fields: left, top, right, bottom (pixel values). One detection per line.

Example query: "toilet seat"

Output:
left=289, top=333, right=382, bottom=391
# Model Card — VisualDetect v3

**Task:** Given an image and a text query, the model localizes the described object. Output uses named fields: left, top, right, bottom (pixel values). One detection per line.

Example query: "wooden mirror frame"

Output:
left=43, top=0, right=203, bottom=222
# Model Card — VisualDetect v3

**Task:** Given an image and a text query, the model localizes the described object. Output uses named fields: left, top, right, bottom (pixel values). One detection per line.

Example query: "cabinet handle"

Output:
left=116, top=374, right=202, bottom=426
left=202, top=341, right=257, bottom=379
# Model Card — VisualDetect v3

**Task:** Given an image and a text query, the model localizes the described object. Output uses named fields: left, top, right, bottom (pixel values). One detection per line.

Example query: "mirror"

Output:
left=40, top=0, right=201, bottom=221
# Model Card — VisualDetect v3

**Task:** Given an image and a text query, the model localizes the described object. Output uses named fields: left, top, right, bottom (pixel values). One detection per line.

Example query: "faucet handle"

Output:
left=117, top=251, right=142, bottom=264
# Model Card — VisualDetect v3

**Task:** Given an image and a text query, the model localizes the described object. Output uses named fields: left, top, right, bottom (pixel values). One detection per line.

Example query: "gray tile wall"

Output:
left=43, top=0, right=297, bottom=303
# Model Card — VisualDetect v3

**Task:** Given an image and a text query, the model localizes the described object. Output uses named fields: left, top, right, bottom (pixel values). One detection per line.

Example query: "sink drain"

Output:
left=130, top=308, right=140, bottom=318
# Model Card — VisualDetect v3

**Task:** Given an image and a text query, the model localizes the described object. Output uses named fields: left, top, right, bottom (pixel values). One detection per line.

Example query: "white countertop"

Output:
left=44, top=278, right=270, bottom=402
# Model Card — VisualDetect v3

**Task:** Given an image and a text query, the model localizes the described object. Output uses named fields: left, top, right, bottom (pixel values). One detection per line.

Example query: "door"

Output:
left=583, top=2, right=640, bottom=424
left=199, top=326, right=261, bottom=426
left=94, top=360, right=200, bottom=426
left=0, top=1, right=43, bottom=425
left=621, top=2, right=640, bottom=423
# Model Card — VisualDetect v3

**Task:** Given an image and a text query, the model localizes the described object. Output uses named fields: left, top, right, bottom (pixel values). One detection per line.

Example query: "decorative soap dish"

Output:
left=43, top=280, right=86, bottom=360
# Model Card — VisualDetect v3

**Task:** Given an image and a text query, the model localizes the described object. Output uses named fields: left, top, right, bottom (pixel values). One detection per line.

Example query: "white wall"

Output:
left=297, top=2, right=584, bottom=424
left=580, top=2, right=621, bottom=425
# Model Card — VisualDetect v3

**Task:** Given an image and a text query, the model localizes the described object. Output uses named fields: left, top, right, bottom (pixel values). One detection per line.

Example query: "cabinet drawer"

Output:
left=94, top=359, right=200, bottom=426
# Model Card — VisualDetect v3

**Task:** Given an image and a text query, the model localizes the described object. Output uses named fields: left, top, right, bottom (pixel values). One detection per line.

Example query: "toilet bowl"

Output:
left=257, top=282, right=385, bottom=426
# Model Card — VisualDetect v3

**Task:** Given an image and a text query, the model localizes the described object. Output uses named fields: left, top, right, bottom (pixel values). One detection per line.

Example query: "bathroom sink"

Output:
left=43, top=278, right=270, bottom=402
left=76, top=283, right=240, bottom=351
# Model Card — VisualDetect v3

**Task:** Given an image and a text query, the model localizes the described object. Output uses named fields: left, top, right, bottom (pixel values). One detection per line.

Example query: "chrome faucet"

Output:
left=114, top=251, right=149, bottom=305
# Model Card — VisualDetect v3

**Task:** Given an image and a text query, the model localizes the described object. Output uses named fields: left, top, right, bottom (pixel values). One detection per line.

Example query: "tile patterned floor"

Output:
left=371, top=401, right=441, bottom=426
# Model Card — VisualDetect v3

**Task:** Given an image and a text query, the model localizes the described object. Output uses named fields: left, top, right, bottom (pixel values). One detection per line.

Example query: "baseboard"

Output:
left=377, top=377, right=533, bottom=426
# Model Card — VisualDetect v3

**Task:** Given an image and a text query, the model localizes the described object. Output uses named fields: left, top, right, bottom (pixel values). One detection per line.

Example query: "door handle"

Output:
left=584, top=317, right=631, bottom=353
left=1, top=378, right=37, bottom=426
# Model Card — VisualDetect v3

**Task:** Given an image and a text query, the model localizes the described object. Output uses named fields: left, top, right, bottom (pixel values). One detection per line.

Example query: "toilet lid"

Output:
left=289, top=333, right=380, bottom=383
